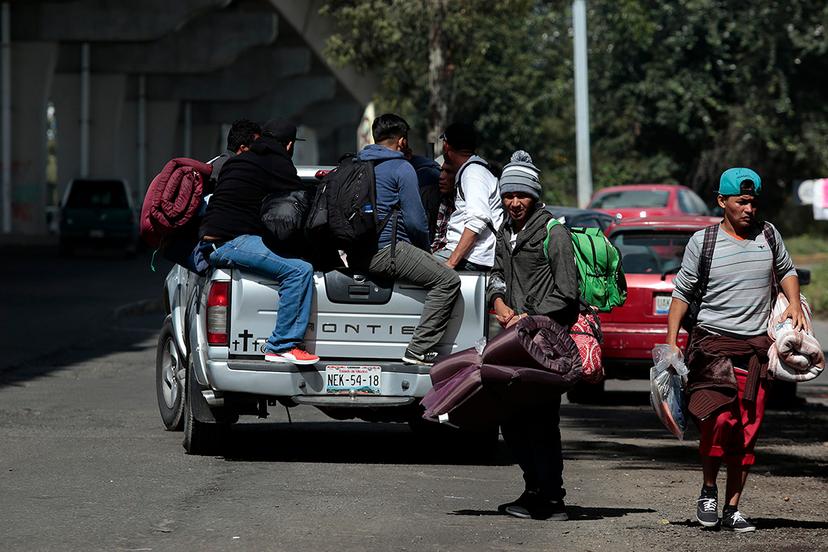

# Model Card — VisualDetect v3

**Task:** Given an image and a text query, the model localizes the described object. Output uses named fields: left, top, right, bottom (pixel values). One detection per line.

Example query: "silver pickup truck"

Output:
left=155, top=167, right=496, bottom=454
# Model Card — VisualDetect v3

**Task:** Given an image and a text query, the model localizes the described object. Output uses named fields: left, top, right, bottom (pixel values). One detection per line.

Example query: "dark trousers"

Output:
left=368, top=241, right=461, bottom=355
left=500, top=394, right=565, bottom=500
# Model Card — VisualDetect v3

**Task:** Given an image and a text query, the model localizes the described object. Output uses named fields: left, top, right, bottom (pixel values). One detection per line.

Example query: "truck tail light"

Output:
left=206, top=281, right=230, bottom=346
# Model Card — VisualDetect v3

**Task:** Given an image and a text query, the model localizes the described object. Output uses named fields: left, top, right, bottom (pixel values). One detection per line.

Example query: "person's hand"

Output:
left=444, top=258, right=457, bottom=270
left=494, top=300, right=516, bottom=327
left=505, top=313, right=527, bottom=328
left=779, top=302, right=808, bottom=332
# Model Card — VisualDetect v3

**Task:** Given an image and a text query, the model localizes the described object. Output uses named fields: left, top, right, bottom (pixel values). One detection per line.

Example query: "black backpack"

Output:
left=305, top=155, right=397, bottom=255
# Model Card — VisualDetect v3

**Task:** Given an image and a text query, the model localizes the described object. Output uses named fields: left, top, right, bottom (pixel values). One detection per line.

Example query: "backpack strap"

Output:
left=762, top=221, right=780, bottom=299
left=455, top=160, right=490, bottom=201
left=693, top=224, right=719, bottom=307
left=455, top=160, right=497, bottom=234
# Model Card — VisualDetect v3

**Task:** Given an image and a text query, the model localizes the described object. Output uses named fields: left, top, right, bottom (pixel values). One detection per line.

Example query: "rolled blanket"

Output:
left=767, top=293, right=825, bottom=382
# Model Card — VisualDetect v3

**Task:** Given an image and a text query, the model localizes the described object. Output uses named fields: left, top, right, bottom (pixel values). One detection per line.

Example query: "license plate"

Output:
left=654, top=294, right=672, bottom=315
left=89, top=230, right=104, bottom=238
left=324, top=365, right=381, bottom=395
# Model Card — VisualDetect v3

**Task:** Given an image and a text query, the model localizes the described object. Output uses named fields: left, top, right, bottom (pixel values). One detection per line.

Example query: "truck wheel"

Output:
left=182, top=362, right=226, bottom=455
left=566, top=380, right=606, bottom=404
left=155, top=317, right=185, bottom=431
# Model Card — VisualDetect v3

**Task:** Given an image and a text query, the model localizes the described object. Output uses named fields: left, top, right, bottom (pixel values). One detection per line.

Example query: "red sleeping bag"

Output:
left=421, top=315, right=582, bottom=429
left=140, top=158, right=212, bottom=248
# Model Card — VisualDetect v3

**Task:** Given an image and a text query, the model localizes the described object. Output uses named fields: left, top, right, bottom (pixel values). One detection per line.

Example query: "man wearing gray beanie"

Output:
left=498, top=151, right=543, bottom=200
left=486, top=150, right=579, bottom=521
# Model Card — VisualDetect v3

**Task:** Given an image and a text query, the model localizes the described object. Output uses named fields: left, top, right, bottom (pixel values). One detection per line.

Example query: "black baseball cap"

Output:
left=261, top=119, right=305, bottom=142
left=440, top=122, right=478, bottom=151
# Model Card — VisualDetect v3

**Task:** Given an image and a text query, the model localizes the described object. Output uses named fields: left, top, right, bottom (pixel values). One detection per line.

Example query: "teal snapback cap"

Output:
left=717, top=167, right=761, bottom=196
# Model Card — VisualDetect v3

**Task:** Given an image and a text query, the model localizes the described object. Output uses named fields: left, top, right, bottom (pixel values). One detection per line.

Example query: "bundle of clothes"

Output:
left=767, top=292, right=825, bottom=382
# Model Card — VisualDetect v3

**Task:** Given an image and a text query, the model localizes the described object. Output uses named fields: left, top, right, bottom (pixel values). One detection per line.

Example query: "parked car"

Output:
left=545, top=205, right=616, bottom=232
left=59, top=178, right=138, bottom=255
left=588, top=184, right=710, bottom=220
left=568, top=215, right=810, bottom=404
left=156, top=166, right=499, bottom=455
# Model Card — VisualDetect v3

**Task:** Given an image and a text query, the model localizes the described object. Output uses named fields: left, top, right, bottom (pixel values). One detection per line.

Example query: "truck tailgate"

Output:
left=226, top=269, right=487, bottom=360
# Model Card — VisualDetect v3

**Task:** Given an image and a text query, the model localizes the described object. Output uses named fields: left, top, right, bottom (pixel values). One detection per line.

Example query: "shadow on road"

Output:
left=0, top=247, right=168, bottom=386
left=559, top=402, right=828, bottom=480
left=221, top=421, right=512, bottom=466
left=669, top=518, right=828, bottom=530
left=450, top=505, right=657, bottom=520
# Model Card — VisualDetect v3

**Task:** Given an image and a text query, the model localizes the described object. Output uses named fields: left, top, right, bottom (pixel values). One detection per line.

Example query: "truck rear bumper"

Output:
left=204, top=359, right=433, bottom=403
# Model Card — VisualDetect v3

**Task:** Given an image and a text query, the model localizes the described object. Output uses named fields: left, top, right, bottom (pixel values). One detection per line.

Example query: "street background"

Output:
left=1, top=248, right=825, bottom=551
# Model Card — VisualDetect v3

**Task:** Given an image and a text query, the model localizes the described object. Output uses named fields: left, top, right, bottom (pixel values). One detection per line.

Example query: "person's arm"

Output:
left=770, top=225, right=806, bottom=331
left=665, top=297, right=689, bottom=351
left=486, top=231, right=514, bottom=325
left=544, top=224, right=580, bottom=312
left=396, top=162, right=430, bottom=250
left=779, top=275, right=806, bottom=331
left=446, top=228, right=478, bottom=269
left=446, top=167, right=492, bottom=267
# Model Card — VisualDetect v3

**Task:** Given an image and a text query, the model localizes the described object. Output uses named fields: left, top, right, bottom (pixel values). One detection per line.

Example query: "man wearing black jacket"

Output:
left=485, top=151, right=579, bottom=521
left=199, top=120, right=319, bottom=365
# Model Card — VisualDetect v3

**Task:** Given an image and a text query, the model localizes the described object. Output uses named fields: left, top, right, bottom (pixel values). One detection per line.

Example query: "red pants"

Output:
left=698, top=369, right=767, bottom=466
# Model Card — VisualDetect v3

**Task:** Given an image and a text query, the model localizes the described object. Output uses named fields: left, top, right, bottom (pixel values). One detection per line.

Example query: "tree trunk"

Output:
left=427, top=0, right=450, bottom=156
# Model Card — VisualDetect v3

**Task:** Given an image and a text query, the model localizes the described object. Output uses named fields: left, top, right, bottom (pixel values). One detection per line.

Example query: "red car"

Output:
left=587, top=184, right=710, bottom=220
left=567, top=215, right=721, bottom=402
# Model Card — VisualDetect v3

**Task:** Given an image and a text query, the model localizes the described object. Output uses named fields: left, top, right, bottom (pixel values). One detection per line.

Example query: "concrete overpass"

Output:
left=1, top=0, right=376, bottom=235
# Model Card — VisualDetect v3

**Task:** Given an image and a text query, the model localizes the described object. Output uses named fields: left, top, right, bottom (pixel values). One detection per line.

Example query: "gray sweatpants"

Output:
left=368, top=241, right=461, bottom=355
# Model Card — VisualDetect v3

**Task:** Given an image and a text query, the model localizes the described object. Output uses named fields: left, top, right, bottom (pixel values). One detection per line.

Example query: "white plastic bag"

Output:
left=649, top=344, right=689, bottom=440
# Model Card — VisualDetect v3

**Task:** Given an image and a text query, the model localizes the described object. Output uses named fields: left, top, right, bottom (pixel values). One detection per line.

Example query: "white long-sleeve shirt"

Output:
left=444, top=156, right=503, bottom=267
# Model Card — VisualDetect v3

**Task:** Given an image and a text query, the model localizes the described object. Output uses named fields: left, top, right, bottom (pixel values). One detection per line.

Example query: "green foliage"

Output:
left=784, top=233, right=828, bottom=256
left=806, top=261, right=828, bottom=317
left=321, top=0, right=828, bottom=218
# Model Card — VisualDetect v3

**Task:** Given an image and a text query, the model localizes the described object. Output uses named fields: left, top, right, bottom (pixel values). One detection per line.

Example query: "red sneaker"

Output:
left=265, top=348, right=319, bottom=365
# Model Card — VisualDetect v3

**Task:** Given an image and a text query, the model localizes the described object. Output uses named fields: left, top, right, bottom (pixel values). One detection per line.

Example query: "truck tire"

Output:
left=155, top=316, right=185, bottom=431
left=182, top=362, right=226, bottom=455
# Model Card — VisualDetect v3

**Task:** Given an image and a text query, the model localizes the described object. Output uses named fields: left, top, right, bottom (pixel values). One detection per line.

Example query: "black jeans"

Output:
left=500, top=394, right=565, bottom=500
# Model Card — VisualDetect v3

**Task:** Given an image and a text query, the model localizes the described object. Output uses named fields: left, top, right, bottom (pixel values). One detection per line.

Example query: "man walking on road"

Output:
left=356, top=114, right=461, bottom=366
left=434, top=122, right=503, bottom=271
left=665, top=167, right=805, bottom=532
left=486, top=150, right=579, bottom=521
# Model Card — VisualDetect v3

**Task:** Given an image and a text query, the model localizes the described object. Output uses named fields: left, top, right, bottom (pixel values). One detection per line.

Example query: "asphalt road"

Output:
left=1, top=249, right=826, bottom=551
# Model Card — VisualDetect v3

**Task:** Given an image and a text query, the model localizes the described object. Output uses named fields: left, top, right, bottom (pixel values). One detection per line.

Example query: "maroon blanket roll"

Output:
left=481, top=315, right=582, bottom=385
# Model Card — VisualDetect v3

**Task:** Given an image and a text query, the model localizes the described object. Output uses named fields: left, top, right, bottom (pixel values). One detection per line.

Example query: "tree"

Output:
left=321, top=0, right=828, bottom=224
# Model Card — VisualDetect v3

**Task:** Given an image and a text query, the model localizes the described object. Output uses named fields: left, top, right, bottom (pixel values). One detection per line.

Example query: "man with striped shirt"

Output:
left=665, top=167, right=806, bottom=532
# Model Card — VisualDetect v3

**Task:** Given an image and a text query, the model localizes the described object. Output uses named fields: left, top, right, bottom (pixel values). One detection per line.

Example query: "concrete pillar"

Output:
left=118, top=98, right=180, bottom=203
left=54, top=73, right=127, bottom=196
left=11, top=42, right=57, bottom=234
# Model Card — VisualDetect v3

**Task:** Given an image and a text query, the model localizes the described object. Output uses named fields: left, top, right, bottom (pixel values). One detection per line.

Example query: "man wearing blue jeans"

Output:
left=199, top=120, right=318, bottom=365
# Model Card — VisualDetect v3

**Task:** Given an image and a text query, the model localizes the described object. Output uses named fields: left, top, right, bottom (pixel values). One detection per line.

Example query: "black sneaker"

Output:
left=498, top=490, right=534, bottom=515
left=722, top=509, right=756, bottom=533
left=501, top=491, right=568, bottom=521
left=402, top=348, right=440, bottom=366
left=696, top=485, right=719, bottom=527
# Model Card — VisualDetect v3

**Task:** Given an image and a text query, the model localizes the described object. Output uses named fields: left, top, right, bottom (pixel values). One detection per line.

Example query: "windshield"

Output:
left=610, top=231, right=693, bottom=274
left=590, top=190, right=669, bottom=209
left=65, top=180, right=129, bottom=209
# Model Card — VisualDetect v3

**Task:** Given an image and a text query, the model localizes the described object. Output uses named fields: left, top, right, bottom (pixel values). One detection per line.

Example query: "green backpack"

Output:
left=543, top=218, right=626, bottom=312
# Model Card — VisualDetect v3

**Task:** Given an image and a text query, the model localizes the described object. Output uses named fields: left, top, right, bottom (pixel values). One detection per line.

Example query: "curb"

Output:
left=113, top=298, right=164, bottom=319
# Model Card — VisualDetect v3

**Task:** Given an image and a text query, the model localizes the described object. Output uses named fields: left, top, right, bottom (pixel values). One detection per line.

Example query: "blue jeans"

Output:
left=206, top=235, right=314, bottom=353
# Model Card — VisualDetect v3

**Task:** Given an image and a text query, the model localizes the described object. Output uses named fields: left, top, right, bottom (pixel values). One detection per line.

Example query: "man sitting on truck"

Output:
left=357, top=113, right=461, bottom=366
left=434, top=121, right=503, bottom=271
left=198, top=119, right=319, bottom=365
